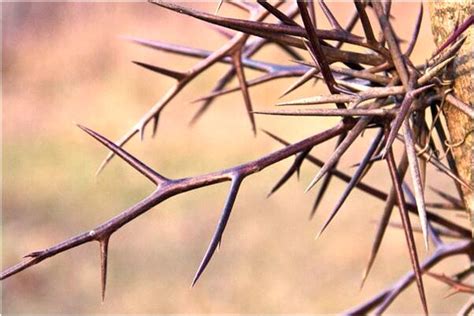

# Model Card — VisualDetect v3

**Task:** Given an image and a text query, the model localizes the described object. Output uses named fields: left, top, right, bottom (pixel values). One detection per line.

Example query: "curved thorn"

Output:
left=405, top=3, right=423, bottom=57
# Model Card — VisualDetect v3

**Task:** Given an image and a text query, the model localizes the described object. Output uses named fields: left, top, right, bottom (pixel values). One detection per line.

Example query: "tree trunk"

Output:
left=429, top=1, right=473, bottom=235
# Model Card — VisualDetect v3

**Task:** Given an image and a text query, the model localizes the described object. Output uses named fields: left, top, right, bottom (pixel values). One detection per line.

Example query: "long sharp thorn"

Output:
left=353, top=1, right=377, bottom=45
left=316, top=129, right=384, bottom=238
left=310, top=133, right=347, bottom=220
left=232, top=53, right=256, bottom=135
left=192, top=177, right=242, bottom=286
left=132, top=61, right=186, bottom=81
left=77, top=124, right=166, bottom=185
left=298, top=1, right=341, bottom=103
left=319, top=0, right=343, bottom=31
left=373, top=1, right=409, bottom=86
left=280, top=68, right=319, bottom=99
left=385, top=150, right=428, bottom=316
left=403, top=119, right=429, bottom=250
left=150, top=1, right=364, bottom=44
left=306, top=118, right=369, bottom=192
left=309, top=172, right=332, bottom=221
left=432, top=15, right=473, bottom=58
left=257, top=0, right=298, bottom=26
left=100, top=237, right=110, bottom=302
left=361, top=153, right=409, bottom=289
left=405, top=3, right=423, bottom=57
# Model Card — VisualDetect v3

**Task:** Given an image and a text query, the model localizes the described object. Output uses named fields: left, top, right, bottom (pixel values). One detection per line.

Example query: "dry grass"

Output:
left=2, top=2, right=467, bottom=313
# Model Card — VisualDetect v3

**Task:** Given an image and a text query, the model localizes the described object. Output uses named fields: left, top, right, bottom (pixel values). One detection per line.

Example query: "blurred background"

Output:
left=2, top=2, right=469, bottom=314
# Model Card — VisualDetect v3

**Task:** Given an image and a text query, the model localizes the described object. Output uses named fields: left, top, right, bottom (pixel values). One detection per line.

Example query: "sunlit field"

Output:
left=2, top=2, right=467, bottom=313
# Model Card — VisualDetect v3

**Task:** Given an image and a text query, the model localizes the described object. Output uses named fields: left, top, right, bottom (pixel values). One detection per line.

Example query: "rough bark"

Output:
left=429, top=1, right=473, bottom=235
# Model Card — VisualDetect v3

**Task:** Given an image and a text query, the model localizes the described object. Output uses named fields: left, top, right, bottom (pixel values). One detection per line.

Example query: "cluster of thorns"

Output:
left=3, top=1, right=474, bottom=314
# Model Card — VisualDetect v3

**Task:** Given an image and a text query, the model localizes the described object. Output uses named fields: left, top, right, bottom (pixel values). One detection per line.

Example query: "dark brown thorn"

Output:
left=319, top=0, right=343, bottom=31
left=361, top=153, right=409, bottom=289
left=231, top=52, right=256, bottom=135
left=310, top=133, right=346, bottom=220
left=77, top=124, right=167, bottom=185
left=257, top=0, right=298, bottom=26
left=306, top=118, right=368, bottom=192
left=298, top=1, right=341, bottom=101
left=267, top=148, right=311, bottom=198
left=151, top=113, right=160, bottom=138
left=403, top=119, right=429, bottom=250
left=316, top=129, right=383, bottom=238
left=308, top=170, right=330, bottom=220
left=132, top=61, right=187, bottom=81
left=280, top=67, right=319, bottom=98
left=432, top=15, right=473, bottom=58
left=151, top=1, right=364, bottom=45
left=385, top=149, right=428, bottom=316
left=192, top=175, right=243, bottom=286
left=299, top=20, right=344, bottom=106
left=404, top=3, right=423, bottom=57
left=100, top=236, right=110, bottom=302
left=353, top=0, right=377, bottom=45
left=336, top=9, right=359, bottom=49
left=372, top=1, right=409, bottom=86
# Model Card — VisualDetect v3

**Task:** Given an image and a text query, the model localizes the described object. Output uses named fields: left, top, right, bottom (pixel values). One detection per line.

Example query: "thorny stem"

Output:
left=1, top=121, right=351, bottom=284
